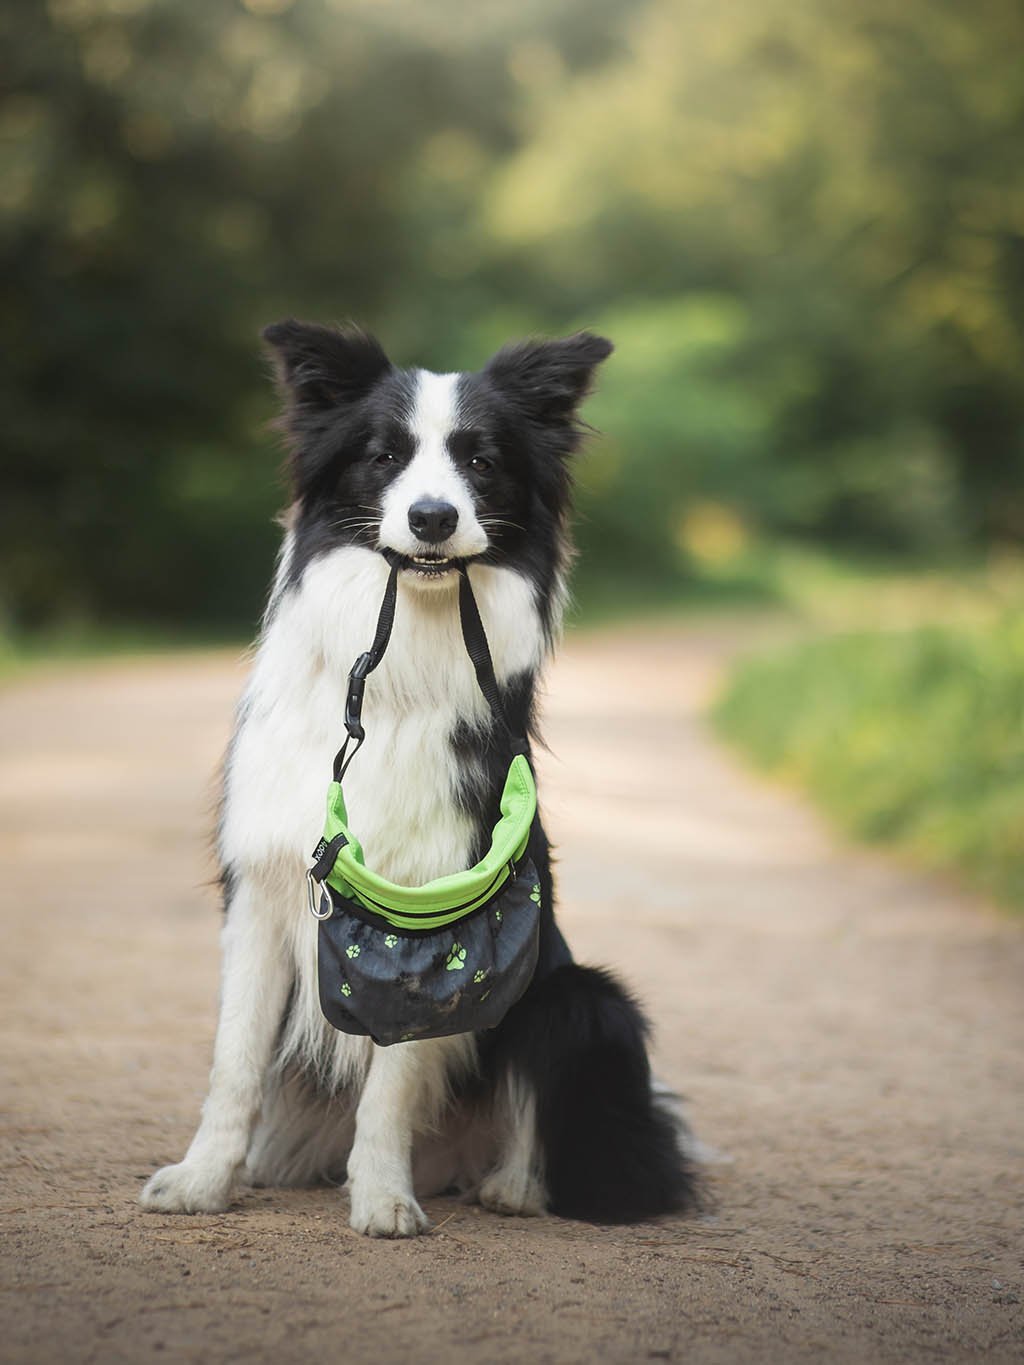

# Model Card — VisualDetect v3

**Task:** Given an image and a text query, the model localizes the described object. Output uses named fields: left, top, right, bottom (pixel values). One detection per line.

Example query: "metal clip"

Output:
left=306, top=868, right=333, bottom=920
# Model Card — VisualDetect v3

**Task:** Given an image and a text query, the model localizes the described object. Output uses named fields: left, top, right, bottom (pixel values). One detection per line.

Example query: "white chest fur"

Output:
left=220, top=543, right=547, bottom=888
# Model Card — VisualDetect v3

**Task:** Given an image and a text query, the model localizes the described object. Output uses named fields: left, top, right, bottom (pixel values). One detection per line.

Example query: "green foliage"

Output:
left=487, top=0, right=1024, bottom=550
left=1, top=0, right=633, bottom=631
left=2, top=0, right=1023, bottom=631
left=576, top=297, right=770, bottom=579
left=714, top=614, right=1024, bottom=910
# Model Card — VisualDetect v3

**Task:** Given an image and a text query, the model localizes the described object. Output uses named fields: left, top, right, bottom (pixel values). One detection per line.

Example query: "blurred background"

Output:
left=2, top=0, right=1023, bottom=904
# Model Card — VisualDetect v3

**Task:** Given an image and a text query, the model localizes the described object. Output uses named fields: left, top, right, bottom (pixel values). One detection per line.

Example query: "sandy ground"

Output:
left=1, top=624, right=1022, bottom=1365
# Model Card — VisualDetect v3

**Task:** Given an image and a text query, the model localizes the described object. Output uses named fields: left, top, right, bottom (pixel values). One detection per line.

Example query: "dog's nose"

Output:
left=408, top=499, right=458, bottom=544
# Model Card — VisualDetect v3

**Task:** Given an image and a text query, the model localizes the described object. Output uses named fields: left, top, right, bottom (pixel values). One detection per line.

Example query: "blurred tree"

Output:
left=1, top=0, right=1022, bottom=630
left=483, top=0, right=1024, bottom=560
left=0, top=0, right=637, bottom=629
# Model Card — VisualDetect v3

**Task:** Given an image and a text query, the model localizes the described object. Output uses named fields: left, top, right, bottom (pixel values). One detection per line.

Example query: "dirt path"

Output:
left=1, top=626, right=1022, bottom=1365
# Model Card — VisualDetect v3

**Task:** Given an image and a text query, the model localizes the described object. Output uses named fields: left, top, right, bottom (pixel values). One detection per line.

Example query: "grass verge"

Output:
left=0, top=622, right=250, bottom=683
left=713, top=612, right=1024, bottom=912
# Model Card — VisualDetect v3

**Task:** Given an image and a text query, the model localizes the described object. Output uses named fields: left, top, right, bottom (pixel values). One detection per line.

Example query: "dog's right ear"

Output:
left=261, top=320, right=391, bottom=477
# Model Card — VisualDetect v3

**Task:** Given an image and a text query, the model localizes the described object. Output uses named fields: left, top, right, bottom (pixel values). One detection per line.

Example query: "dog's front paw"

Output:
left=349, top=1186, right=429, bottom=1238
left=140, top=1160, right=237, bottom=1214
left=479, top=1165, right=546, bottom=1217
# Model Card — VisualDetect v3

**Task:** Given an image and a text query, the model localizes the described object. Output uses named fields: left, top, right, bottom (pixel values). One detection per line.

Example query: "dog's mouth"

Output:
left=381, top=548, right=467, bottom=579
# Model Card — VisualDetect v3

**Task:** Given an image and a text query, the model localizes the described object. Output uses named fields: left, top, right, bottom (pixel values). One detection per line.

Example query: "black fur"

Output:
left=482, top=965, right=699, bottom=1222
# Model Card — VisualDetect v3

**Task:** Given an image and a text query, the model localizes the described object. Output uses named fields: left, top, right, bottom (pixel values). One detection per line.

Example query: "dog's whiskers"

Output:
left=330, top=515, right=381, bottom=543
left=478, top=517, right=524, bottom=534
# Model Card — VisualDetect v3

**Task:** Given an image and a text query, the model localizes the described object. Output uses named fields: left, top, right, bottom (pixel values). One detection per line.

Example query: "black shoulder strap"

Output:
left=457, top=564, right=510, bottom=733
left=332, top=561, right=399, bottom=781
left=333, top=559, right=525, bottom=783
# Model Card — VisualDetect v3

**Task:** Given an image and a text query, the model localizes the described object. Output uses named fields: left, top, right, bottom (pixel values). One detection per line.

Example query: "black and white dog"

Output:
left=140, top=322, right=697, bottom=1234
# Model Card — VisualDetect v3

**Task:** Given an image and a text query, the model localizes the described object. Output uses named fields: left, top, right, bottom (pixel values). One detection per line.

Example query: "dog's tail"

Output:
left=491, top=963, right=701, bottom=1222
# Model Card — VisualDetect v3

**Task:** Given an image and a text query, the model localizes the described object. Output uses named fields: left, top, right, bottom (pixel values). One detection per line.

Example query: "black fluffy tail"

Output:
left=491, top=964, right=700, bottom=1223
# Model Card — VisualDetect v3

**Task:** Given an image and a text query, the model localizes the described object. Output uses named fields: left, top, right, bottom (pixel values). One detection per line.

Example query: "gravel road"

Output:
left=1, top=625, right=1022, bottom=1363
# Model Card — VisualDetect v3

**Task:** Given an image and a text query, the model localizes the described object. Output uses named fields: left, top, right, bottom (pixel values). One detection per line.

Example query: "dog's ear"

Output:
left=484, top=332, right=613, bottom=431
left=262, top=318, right=391, bottom=447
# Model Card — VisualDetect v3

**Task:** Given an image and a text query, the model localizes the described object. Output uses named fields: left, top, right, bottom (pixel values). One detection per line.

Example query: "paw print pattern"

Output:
left=384, top=934, right=398, bottom=948
left=345, top=944, right=360, bottom=959
left=445, top=943, right=467, bottom=972
left=340, top=982, right=352, bottom=997
left=529, top=883, right=542, bottom=906
left=473, top=969, right=487, bottom=984
left=494, top=909, right=502, bottom=924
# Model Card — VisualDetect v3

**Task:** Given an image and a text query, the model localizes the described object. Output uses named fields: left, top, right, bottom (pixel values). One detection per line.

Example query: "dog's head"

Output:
left=262, top=321, right=612, bottom=592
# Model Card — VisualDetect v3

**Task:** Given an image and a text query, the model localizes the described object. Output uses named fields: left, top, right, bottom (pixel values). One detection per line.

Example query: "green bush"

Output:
left=713, top=614, right=1024, bottom=910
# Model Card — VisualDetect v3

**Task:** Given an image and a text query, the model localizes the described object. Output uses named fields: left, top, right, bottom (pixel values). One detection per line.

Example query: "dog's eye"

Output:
left=375, top=451, right=398, bottom=467
left=469, top=456, right=492, bottom=474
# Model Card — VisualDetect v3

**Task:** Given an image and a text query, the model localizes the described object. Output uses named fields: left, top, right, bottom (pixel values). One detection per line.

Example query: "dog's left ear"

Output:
left=484, top=331, right=613, bottom=430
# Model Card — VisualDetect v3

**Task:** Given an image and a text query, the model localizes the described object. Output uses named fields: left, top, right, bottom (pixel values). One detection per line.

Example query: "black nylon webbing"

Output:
left=332, top=560, right=399, bottom=780
left=457, top=565, right=510, bottom=734
left=365, top=560, right=399, bottom=669
left=333, top=559, right=523, bottom=781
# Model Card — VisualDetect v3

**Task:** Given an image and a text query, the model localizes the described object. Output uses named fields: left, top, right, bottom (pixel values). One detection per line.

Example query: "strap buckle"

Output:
left=344, top=651, right=373, bottom=742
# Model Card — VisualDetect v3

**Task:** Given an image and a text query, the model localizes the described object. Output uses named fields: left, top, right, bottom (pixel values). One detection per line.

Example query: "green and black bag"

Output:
left=306, top=562, right=541, bottom=1046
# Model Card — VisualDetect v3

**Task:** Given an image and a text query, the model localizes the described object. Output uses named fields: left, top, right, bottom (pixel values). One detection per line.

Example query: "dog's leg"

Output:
left=347, top=1036, right=465, bottom=1238
left=140, top=874, right=290, bottom=1213
left=246, top=1065, right=357, bottom=1190
left=478, top=1070, right=547, bottom=1216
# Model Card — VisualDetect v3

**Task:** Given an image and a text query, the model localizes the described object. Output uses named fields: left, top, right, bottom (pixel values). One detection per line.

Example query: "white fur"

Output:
left=478, top=1072, right=546, bottom=1217
left=140, top=872, right=293, bottom=1213
left=346, top=1035, right=476, bottom=1236
left=141, top=517, right=551, bottom=1231
left=377, top=371, right=489, bottom=561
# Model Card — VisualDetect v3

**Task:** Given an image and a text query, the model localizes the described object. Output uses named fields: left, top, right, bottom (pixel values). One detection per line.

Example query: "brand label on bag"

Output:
left=311, top=837, right=330, bottom=863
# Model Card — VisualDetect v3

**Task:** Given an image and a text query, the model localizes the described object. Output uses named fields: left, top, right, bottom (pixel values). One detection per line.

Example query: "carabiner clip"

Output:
left=306, top=868, right=333, bottom=920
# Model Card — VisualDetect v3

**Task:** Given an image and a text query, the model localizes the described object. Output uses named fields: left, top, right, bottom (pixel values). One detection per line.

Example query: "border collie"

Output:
left=140, top=322, right=697, bottom=1234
